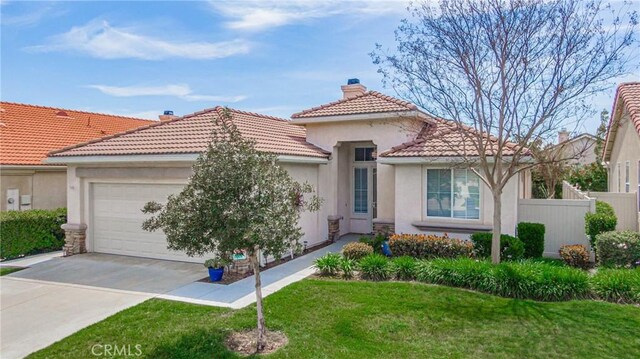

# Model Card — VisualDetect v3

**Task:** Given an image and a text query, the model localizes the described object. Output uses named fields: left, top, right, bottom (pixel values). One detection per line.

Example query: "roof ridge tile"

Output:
left=0, top=101, right=152, bottom=122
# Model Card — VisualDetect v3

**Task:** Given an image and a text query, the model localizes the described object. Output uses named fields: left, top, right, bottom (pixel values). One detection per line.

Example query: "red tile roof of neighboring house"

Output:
left=380, top=118, right=523, bottom=157
left=0, top=102, right=153, bottom=166
left=603, top=82, right=640, bottom=161
left=50, top=107, right=330, bottom=159
left=291, top=91, right=417, bottom=118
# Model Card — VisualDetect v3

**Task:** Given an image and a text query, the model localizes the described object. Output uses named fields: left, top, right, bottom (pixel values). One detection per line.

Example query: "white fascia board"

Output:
left=45, top=154, right=199, bottom=164
left=277, top=155, right=329, bottom=164
left=378, top=155, right=534, bottom=165
left=0, top=164, right=67, bottom=170
left=45, top=153, right=328, bottom=165
left=290, top=110, right=434, bottom=125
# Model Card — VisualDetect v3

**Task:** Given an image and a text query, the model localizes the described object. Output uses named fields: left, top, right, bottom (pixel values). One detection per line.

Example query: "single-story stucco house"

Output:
left=0, top=102, right=152, bottom=211
left=47, top=81, right=532, bottom=263
left=551, top=130, right=599, bottom=166
left=603, top=82, right=640, bottom=200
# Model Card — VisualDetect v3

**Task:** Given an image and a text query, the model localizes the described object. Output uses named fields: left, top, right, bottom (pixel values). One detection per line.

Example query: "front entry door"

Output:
left=351, top=146, right=377, bottom=234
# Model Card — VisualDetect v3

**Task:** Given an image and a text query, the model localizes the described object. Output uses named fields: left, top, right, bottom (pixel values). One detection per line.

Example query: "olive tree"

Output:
left=141, top=109, right=321, bottom=352
left=373, top=0, right=636, bottom=263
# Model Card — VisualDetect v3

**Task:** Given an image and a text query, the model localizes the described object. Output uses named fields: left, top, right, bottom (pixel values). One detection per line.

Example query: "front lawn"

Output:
left=30, top=279, right=640, bottom=358
left=0, top=266, right=24, bottom=276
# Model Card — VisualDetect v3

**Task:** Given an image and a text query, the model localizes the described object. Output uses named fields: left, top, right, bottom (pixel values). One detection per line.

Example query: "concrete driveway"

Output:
left=1, top=254, right=206, bottom=358
left=8, top=253, right=206, bottom=293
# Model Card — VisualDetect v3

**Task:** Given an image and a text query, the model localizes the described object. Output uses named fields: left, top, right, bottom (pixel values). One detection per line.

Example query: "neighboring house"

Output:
left=0, top=102, right=152, bottom=211
left=47, top=81, right=531, bottom=262
left=550, top=130, right=599, bottom=166
left=602, top=82, right=640, bottom=202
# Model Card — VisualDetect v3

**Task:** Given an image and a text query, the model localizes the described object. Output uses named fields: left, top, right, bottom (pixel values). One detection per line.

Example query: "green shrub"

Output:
left=590, top=268, right=640, bottom=304
left=358, top=254, right=391, bottom=281
left=517, top=222, right=545, bottom=258
left=470, top=233, right=525, bottom=260
left=415, top=258, right=590, bottom=301
left=585, top=201, right=617, bottom=247
left=359, top=234, right=386, bottom=254
left=339, top=258, right=356, bottom=279
left=388, top=233, right=473, bottom=259
left=390, top=256, right=417, bottom=281
left=595, top=200, right=615, bottom=216
left=314, top=253, right=342, bottom=276
left=0, top=208, right=67, bottom=260
left=342, top=242, right=374, bottom=261
left=558, top=244, right=591, bottom=269
left=595, top=231, right=640, bottom=268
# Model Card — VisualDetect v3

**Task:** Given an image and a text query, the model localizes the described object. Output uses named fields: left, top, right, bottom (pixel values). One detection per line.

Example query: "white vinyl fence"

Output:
left=518, top=198, right=595, bottom=258
left=562, top=181, right=639, bottom=231
left=587, top=191, right=639, bottom=231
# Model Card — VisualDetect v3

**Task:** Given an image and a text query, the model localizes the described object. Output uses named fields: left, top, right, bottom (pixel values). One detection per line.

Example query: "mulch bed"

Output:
left=225, top=329, right=288, bottom=356
left=197, top=271, right=252, bottom=285
left=198, top=240, right=335, bottom=285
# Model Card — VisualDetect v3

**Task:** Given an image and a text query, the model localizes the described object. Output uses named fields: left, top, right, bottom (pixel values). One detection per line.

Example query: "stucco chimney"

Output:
left=558, top=128, right=570, bottom=144
left=341, top=78, right=367, bottom=99
left=158, top=110, right=178, bottom=122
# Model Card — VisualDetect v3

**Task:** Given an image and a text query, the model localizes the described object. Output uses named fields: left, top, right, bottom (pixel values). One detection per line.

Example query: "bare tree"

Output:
left=373, top=0, right=636, bottom=263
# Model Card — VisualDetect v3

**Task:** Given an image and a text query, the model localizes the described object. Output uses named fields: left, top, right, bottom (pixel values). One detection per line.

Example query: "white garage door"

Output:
left=91, top=183, right=202, bottom=263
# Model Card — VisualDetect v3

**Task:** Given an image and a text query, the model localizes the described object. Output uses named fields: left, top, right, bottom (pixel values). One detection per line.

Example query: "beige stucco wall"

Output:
left=608, top=108, right=640, bottom=194
left=66, top=161, right=326, bottom=257
left=302, top=118, right=419, bottom=233
left=1, top=168, right=67, bottom=211
left=556, top=137, right=598, bottom=166
left=394, top=164, right=521, bottom=238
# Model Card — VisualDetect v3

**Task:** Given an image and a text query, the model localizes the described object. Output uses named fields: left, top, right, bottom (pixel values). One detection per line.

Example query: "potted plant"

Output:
left=204, top=256, right=231, bottom=282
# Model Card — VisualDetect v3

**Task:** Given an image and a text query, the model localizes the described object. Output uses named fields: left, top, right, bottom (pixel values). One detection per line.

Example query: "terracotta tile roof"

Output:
left=0, top=102, right=153, bottom=166
left=291, top=91, right=417, bottom=118
left=50, top=107, right=330, bottom=159
left=380, top=118, right=523, bottom=157
left=603, top=82, right=640, bottom=161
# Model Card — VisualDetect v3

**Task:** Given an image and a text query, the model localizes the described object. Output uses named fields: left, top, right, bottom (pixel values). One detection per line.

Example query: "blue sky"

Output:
left=1, top=0, right=637, bottom=134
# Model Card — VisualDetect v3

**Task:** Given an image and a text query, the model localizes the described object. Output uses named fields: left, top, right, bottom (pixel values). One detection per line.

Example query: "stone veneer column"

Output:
left=61, top=223, right=87, bottom=256
left=327, top=215, right=343, bottom=242
left=372, top=219, right=395, bottom=237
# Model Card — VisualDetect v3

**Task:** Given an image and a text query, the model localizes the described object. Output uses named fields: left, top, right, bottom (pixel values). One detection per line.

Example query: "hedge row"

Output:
left=415, top=258, right=590, bottom=301
left=0, top=208, right=67, bottom=260
left=314, top=253, right=640, bottom=304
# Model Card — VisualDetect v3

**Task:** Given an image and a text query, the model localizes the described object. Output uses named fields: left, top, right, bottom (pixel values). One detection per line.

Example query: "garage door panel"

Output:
left=91, top=183, right=203, bottom=263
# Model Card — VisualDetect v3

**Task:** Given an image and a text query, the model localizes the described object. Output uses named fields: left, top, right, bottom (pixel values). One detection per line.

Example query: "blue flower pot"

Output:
left=208, top=267, right=224, bottom=282
left=382, top=241, right=392, bottom=257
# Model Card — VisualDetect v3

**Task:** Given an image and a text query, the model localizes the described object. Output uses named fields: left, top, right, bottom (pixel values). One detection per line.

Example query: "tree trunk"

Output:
left=491, top=191, right=502, bottom=264
left=250, top=247, right=266, bottom=352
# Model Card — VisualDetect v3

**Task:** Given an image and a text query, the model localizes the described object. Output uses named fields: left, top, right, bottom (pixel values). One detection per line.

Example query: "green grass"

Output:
left=0, top=266, right=24, bottom=276
left=29, top=279, right=640, bottom=359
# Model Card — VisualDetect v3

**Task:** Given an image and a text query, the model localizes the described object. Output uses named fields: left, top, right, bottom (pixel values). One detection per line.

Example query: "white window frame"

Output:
left=625, top=161, right=630, bottom=193
left=424, top=167, right=482, bottom=222
left=617, top=162, right=621, bottom=192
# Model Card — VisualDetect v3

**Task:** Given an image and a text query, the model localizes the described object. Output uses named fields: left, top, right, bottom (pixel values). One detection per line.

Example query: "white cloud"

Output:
left=1, top=2, right=68, bottom=26
left=86, top=83, right=246, bottom=103
left=26, top=20, right=251, bottom=60
left=209, top=0, right=408, bottom=31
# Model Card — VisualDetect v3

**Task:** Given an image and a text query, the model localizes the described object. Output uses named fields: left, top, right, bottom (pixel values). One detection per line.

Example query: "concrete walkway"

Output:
left=161, top=234, right=357, bottom=308
left=0, top=251, right=62, bottom=267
